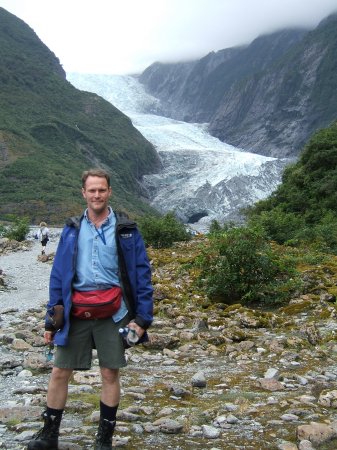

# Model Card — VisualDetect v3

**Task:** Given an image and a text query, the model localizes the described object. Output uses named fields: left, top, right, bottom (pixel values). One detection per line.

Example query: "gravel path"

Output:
left=0, top=228, right=61, bottom=313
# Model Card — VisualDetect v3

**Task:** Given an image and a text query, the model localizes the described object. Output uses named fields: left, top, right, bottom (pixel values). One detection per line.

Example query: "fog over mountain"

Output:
left=68, top=73, right=290, bottom=231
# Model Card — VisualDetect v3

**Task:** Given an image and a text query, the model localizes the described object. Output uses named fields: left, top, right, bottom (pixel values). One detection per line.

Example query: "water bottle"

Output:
left=45, top=343, right=54, bottom=362
left=119, top=327, right=139, bottom=346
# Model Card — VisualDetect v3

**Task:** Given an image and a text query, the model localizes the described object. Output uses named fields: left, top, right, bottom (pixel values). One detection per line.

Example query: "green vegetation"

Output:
left=0, top=7, right=160, bottom=224
left=192, top=119, right=337, bottom=306
left=193, top=225, right=300, bottom=305
left=246, top=121, right=337, bottom=253
left=0, top=215, right=30, bottom=241
left=138, top=212, right=191, bottom=248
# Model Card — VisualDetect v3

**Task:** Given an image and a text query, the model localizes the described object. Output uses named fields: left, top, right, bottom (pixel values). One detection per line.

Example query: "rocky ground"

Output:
left=1, top=235, right=337, bottom=449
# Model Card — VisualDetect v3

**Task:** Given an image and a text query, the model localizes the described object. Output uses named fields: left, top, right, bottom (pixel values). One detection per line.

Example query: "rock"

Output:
left=277, top=442, right=298, bottom=450
left=0, top=406, right=41, bottom=423
left=264, top=368, right=280, bottom=379
left=17, top=369, right=33, bottom=378
left=297, top=422, right=337, bottom=446
left=193, top=319, right=208, bottom=331
left=152, top=418, right=183, bottom=434
left=11, top=338, right=33, bottom=351
left=145, top=333, right=180, bottom=349
left=226, top=414, right=239, bottom=424
left=298, top=440, right=315, bottom=450
left=257, top=378, right=284, bottom=391
left=156, top=407, right=175, bottom=418
left=191, top=371, right=207, bottom=388
left=23, top=352, right=47, bottom=369
left=301, top=324, right=321, bottom=345
left=167, top=384, right=191, bottom=398
left=201, top=425, right=221, bottom=439
left=318, top=390, right=337, bottom=408
left=0, top=352, right=23, bottom=369
left=280, top=413, right=299, bottom=421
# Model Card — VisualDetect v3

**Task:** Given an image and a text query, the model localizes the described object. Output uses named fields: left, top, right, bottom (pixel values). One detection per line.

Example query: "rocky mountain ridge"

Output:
left=139, top=13, right=337, bottom=158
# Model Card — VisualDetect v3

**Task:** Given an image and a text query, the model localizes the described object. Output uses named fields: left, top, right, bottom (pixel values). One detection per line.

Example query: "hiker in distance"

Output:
left=28, top=168, right=154, bottom=450
left=37, top=221, right=49, bottom=255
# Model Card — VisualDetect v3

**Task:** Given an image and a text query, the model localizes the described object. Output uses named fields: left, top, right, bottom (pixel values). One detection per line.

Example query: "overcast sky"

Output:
left=1, top=0, right=337, bottom=75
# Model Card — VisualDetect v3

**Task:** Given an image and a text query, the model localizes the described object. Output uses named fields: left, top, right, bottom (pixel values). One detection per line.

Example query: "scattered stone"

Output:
left=264, top=368, right=280, bottom=379
left=191, top=371, right=207, bottom=388
left=298, top=440, right=315, bottom=450
left=1, top=233, right=337, bottom=449
left=318, top=390, right=337, bottom=408
left=297, top=422, right=337, bottom=446
left=201, top=425, right=221, bottom=439
left=277, top=442, right=298, bottom=450
left=153, top=418, right=183, bottom=434
left=257, top=378, right=285, bottom=391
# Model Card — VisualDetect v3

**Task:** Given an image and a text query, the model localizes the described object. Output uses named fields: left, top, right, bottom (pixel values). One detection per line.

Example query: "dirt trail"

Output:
left=0, top=229, right=61, bottom=313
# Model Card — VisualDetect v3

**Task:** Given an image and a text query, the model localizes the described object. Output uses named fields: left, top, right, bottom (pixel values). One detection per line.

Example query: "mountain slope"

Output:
left=0, top=7, right=161, bottom=224
left=139, top=14, right=337, bottom=158
left=209, top=13, right=337, bottom=157
left=140, top=29, right=305, bottom=125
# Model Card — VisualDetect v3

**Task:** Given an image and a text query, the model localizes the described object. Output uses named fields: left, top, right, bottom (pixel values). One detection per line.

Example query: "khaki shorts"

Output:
left=54, top=315, right=129, bottom=370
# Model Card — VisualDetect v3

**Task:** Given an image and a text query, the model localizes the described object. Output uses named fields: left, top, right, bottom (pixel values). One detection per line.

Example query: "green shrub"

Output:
left=209, top=219, right=236, bottom=235
left=2, top=215, right=30, bottom=241
left=296, top=212, right=337, bottom=253
left=209, top=219, right=223, bottom=234
left=245, top=122, right=337, bottom=253
left=138, top=212, right=190, bottom=248
left=194, top=226, right=300, bottom=305
left=248, top=207, right=305, bottom=244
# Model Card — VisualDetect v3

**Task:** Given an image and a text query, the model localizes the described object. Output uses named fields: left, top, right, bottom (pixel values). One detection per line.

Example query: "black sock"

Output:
left=100, top=400, right=118, bottom=422
left=46, top=406, right=63, bottom=420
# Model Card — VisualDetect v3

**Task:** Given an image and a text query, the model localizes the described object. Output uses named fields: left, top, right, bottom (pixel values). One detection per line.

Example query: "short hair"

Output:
left=81, top=169, right=111, bottom=188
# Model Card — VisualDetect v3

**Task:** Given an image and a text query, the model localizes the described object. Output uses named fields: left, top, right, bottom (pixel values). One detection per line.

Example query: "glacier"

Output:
left=67, top=73, right=290, bottom=231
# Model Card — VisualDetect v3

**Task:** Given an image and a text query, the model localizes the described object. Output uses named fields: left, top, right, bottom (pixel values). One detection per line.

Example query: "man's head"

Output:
left=81, top=168, right=112, bottom=216
left=81, top=169, right=111, bottom=189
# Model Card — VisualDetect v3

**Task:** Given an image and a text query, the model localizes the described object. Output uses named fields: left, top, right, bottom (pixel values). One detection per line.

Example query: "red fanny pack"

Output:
left=71, top=287, right=122, bottom=320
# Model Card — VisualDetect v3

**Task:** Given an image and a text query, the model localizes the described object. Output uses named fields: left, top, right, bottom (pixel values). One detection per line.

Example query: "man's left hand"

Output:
left=127, top=321, right=145, bottom=338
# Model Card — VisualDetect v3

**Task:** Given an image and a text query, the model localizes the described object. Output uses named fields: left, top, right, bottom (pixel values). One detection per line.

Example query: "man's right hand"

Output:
left=44, top=331, right=54, bottom=344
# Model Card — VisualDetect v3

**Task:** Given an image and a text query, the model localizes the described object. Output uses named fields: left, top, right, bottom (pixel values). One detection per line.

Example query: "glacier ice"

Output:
left=67, top=73, right=290, bottom=231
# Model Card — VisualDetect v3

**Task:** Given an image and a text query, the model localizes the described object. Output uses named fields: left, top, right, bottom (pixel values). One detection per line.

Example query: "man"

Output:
left=28, top=168, right=153, bottom=450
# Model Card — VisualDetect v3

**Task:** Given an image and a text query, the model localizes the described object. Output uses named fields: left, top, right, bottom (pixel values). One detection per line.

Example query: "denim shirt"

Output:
left=72, top=207, right=127, bottom=322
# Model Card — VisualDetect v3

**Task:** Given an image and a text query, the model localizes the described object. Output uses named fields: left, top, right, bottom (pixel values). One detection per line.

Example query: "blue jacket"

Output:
left=46, top=211, right=153, bottom=346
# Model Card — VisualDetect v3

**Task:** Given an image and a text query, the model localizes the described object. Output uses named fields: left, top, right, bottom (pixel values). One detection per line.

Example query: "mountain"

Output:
left=139, top=29, right=305, bottom=124
left=0, top=7, right=161, bottom=224
left=68, top=73, right=289, bottom=231
left=139, top=14, right=337, bottom=158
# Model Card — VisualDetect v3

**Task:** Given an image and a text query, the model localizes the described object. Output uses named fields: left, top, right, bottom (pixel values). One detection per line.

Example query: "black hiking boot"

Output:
left=94, top=417, right=116, bottom=450
left=27, top=411, right=61, bottom=450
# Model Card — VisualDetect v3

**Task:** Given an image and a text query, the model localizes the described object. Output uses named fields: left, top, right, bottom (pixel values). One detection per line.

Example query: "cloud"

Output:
left=1, top=0, right=337, bottom=74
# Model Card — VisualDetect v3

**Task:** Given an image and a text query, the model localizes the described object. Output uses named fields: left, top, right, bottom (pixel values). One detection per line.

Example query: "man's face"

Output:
left=82, top=176, right=112, bottom=215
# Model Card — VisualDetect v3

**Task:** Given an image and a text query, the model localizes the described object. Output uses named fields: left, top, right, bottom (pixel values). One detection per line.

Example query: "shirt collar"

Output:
left=84, top=207, right=113, bottom=226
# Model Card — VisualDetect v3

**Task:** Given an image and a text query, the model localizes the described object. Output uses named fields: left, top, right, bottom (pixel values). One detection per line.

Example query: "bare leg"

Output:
left=47, top=367, right=73, bottom=409
left=100, top=367, right=120, bottom=406
left=27, top=367, right=72, bottom=448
